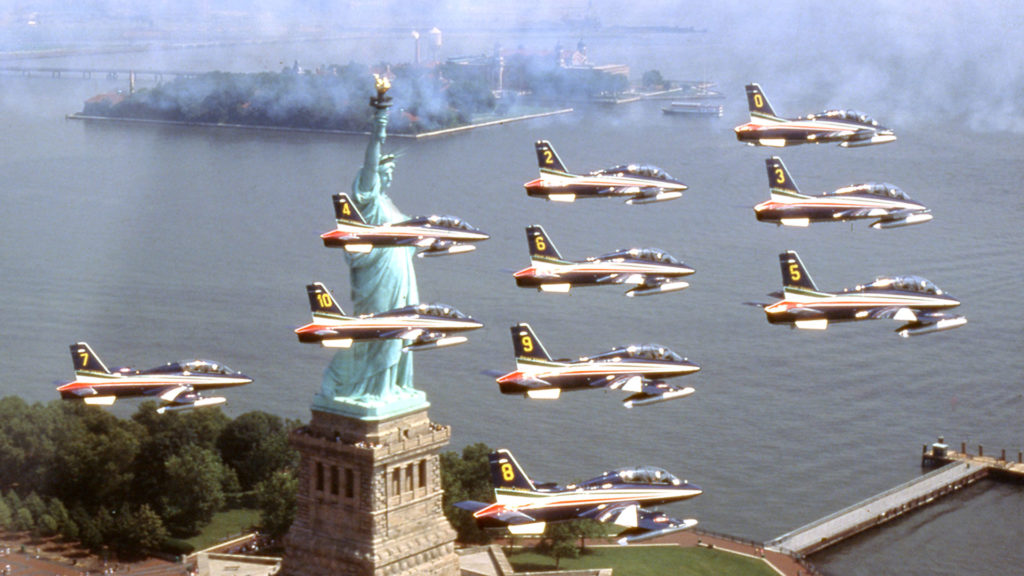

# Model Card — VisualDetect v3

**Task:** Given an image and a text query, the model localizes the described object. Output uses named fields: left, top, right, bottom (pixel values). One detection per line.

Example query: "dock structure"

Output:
left=765, top=460, right=987, bottom=556
left=922, top=438, right=1024, bottom=479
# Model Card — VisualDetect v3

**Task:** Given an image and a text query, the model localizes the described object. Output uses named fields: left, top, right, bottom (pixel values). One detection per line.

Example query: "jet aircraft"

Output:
left=523, top=140, right=687, bottom=204
left=755, top=157, right=932, bottom=229
left=320, top=192, right=489, bottom=257
left=455, top=449, right=702, bottom=544
left=513, top=225, right=695, bottom=297
left=56, top=342, right=251, bottom=413
left=294, top=282, right=482, bottom=351
left=734, top=83, right=896, bottom=148
left=754, top=251, right=967, bottom=337
left=494, top=323, right=698, bottom=407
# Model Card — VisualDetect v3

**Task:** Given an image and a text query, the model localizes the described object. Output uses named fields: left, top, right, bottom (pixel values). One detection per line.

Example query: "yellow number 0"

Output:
left=521, top=336, right=534, bottom=353
left=754, top=94, right=764, bottom=108
left=534, top=236, right=546, bottom=252
left=774, top=167, right=785, bottom=185
left=788, top=263, right=801, bottom=282
left=501, top=463, right=515, bottom=482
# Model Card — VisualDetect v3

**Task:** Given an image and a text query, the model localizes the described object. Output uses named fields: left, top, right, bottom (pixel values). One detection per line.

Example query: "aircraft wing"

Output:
left=835, top=207, right=889, bottom=220
left=621, top=380, right=696, bottom=408
left=582, top=502, right=697, bottom=544
left=455, top=501, right=537, bottom=525
left=402, top=330, right=470, bottom=352
left=894, top=311, right=968, bottom=337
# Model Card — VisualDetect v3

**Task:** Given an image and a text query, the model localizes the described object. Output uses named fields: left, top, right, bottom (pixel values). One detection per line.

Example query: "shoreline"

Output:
left=65, top=108, right=575, bottom=139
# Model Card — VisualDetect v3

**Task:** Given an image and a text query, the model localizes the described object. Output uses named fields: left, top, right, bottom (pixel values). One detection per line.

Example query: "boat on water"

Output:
left=662, top=101, right=723, bottom=117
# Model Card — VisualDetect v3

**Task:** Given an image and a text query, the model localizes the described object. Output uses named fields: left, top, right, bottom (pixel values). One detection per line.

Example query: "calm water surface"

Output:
left=0, top=31, right=1021, bottom=576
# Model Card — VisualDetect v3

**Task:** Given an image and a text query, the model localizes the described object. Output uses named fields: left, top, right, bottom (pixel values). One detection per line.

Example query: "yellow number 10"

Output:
left=317, top=293, right=334, bottom=309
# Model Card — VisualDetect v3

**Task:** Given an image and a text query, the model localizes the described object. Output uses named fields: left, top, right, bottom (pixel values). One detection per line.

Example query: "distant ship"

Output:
left=662, top=101, right=723, bottom=117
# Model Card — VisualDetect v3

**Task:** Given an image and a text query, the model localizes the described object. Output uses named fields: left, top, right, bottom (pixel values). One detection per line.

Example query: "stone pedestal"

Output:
left=281, top=406, right=459, bottom=576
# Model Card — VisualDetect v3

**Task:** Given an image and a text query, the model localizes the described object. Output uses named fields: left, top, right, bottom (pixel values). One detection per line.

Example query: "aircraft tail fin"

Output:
left=306, top=282, right=347, bottom=319
left=779, top=251, right=820, bottom=292
left=70, top=342, right=111, bottom=376
left=332, top=193, right=367, bottom=225
left=746, top=83, right=780, bottom=120
left=535, top=140, right=568, bottom=173
left=490, top=449, right=538, bottom=492
left=766, top=157, right=804, bottom=198
left=525, top=225, right=566, bottom=263
left=511, top=323, right=553, bottom=363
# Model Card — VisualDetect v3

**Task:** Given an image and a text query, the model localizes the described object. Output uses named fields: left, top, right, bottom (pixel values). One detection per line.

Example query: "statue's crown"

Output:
left=379, top=153, right=396, bottom=165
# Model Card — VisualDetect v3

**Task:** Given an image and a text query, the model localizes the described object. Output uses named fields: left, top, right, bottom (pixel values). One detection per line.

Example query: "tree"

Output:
left=217, top=411, right=295, bottom=492
left=255, top=469, right=297, bottom=540
left=108, top=504, right=168, bottom=557
left=440, top=443, right=493, bottom=544
left=543, top=522, right=579, bottom=569
left=0, top=495, right=10, bottom=529
left=160, top=448, right=227, bottom=536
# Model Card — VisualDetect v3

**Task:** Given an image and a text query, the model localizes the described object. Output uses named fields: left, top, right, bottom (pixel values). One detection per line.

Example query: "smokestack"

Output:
left=429, top=27, right=442, bottom=63
left=412, top=30, right=420, bottom=65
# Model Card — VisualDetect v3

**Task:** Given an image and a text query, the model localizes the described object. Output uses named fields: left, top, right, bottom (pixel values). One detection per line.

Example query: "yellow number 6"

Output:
left=535, top=236, right=546, bottom=252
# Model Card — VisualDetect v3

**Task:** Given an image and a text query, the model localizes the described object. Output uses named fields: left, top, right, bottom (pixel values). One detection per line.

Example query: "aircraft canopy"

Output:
left=144, top=360, right=240, bottom=375
left=593, top=164, right=677, bottom=182
left=831, top=183, right=910, bottom=200
left=810, top=109, right=880, bottom=126
left=403, top=215, right=482, bottom=232
left=856, top=275, right=944, bottom=295
left=598, top=247, right=685, bottom=265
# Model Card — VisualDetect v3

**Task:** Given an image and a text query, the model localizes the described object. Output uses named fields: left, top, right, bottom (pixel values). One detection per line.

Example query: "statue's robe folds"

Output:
left=320, top=171, right=419, bottom=402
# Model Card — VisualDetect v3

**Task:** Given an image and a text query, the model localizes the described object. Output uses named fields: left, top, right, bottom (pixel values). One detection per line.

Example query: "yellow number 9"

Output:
left=521, top=335, right=534, bottom=353
left=788, top=263, right=801, bottom=282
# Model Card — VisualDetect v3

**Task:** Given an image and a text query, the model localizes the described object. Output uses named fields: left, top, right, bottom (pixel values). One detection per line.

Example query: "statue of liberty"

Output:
left=315, top=75, right=427, bottom=418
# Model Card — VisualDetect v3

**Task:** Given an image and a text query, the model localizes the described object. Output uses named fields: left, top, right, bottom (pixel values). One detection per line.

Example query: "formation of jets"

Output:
left=321, top=192, right=489, bottom=258
left=523, top=140, right=687, bottom=204
left=493, top=323, right=698, bottom=408
left=752, top=251, right=967, bottom=337
left=56, top=342, right=252, bottom=413
left=513, top=225, right=695, bottom=297
left=455, top=449, right=702, bottom=544
left=755, top=157, right=932, bottom=229
left=294, top=282, right=482, bottom=352
left=735, top=83, right=897, bottom=148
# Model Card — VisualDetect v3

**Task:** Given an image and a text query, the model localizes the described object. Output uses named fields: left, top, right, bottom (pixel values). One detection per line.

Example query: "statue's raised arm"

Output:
left=357, top=74, right=392, bottom=195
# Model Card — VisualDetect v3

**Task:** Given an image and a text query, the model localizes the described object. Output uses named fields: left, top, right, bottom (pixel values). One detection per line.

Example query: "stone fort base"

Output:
left=280, top=405, right=459, bottom=576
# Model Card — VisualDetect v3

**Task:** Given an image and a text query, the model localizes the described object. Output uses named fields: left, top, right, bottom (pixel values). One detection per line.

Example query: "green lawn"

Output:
left=185, top=508, right=261, bottom=551
left=507, top=545, right=777, bottom=576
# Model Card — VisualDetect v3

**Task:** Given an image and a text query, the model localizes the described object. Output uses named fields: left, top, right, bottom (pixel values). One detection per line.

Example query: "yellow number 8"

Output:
left=501, top=463, right=515, bottom=482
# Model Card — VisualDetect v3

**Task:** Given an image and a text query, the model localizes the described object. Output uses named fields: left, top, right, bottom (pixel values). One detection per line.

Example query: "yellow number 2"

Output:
left=542, top=149, right=553, bottom=165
